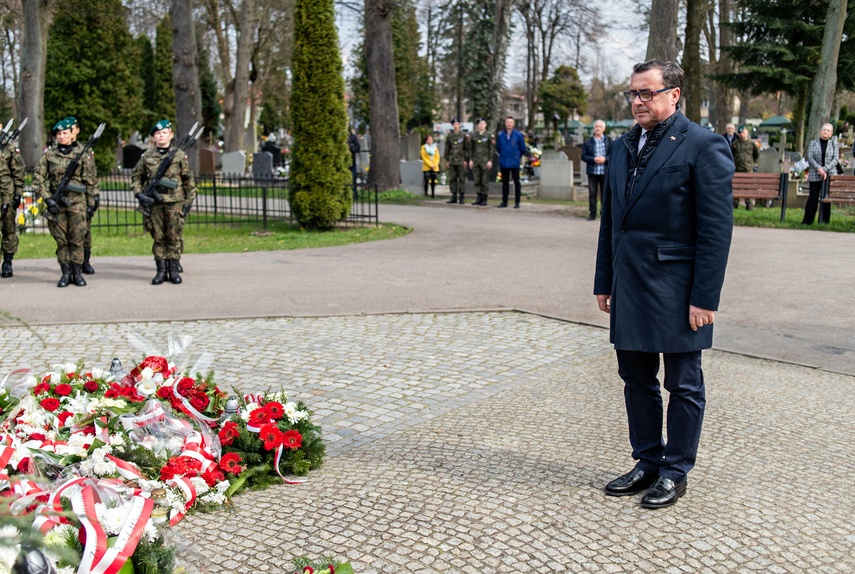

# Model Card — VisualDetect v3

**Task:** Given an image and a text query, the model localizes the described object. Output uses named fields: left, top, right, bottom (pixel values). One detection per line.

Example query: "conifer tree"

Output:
left=154, top=15, right=176, bottom=122
left=44, top=0, right=143, bottom=172
left=289, top=0, right=351, bottom=229
left=136, top=35, right=157, bottom=134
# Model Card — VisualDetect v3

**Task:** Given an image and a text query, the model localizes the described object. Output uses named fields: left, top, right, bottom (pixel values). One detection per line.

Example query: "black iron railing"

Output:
left=18, top=171, right=378, bottom=233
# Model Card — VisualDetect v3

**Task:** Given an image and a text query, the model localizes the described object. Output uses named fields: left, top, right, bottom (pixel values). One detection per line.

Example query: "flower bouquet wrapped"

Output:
left=0, top=333, right=327, bottom=573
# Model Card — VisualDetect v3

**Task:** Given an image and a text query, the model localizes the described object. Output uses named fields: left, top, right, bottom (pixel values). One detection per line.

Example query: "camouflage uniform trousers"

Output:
left=146, top=201, right=185, bottom=260
left=447, top=163, right=467, bottom=198
left=472, top=163, right=491, bottom=197
left=1, top=200, right=18, bottom=255
left=47, top=208, right=87, bottom=264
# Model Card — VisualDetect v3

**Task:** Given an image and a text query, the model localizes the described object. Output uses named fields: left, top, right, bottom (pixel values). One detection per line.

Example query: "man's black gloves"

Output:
left=45, top=198, right=61, bottom=215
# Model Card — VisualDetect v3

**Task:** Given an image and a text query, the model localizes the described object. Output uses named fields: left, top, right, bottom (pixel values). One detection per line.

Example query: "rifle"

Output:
left=0, top=117, right=27, bottom=152
left=136, top=122, right=204, bottom=217
left=51, top=123, right=105, bottom=208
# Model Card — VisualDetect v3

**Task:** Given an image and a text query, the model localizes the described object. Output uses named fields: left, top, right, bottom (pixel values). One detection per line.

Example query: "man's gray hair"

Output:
left=632, top=60, right=684, bottom=90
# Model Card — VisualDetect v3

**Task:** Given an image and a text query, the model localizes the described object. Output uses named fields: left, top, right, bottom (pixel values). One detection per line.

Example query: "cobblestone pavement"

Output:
left=2, top=312, right=852, bottom=573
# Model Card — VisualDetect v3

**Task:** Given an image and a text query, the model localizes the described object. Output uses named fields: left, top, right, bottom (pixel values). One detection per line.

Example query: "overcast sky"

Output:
left=334, top=0, right=648, bottom=88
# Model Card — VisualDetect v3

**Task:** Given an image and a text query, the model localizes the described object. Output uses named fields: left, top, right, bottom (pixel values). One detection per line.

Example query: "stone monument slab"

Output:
left=252, top=152, right=274, bottom=180
left=222, top=151, right=246, bottom=176
left=199, top=149, right=216, bottom=175
left=400, top=160, right=423, bottom=194
left=757, top=148, right=780, bottom=173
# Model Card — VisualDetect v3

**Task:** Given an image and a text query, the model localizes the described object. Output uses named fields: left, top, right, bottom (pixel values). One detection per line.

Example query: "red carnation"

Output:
left=176, top=377, right=195, bottom=395
left=259, top=423, right=283, bottom=451
left=104, top=389, right=119, bottom=399
left=132, top=356, right=169, bottom=378
left=53, top=383, right=73, bottom=397
left=201, top=468, right=225, bottom=487
left=28, top=433, right=46, bottom=442
left=218, top=421, right=240, bottom=446
left=57, top=411, right=74, bottom=426
left=189, top=393, right=210, bottom=411
left=281, top=429, right=303, bottom=450
left=40, top=397, right=60, bottom=412
left=219, top=452, right=243, bottom=475
left=264, top=401, right=284, bottom=420
left=83, top=380, right=99, bottom=393
left=33, top=382, right=50, bottom=396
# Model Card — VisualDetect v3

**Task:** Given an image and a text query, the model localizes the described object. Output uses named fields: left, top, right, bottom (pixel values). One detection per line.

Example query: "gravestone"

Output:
left=400, top=132, right=421, bottom=161
left=221, top=151, right=246, bottom=176
left=122, top=144, right=144, bottom=170
left=261, top=141, right=281, bottom=166
left=773, top=132, right=791, bottom=161
left=252, top=152, right=274, bottom=179
left=538, top=151, right=573, bottom=200
left=400, top=160, right=423, bottom=194
left=756, top=148, right=780, bottom=173
left=199, top=149, right=216, bottom=175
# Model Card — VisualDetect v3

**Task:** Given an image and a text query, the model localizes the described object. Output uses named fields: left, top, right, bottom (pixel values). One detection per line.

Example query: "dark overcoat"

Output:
left=593, top=112, right=734, bottom=353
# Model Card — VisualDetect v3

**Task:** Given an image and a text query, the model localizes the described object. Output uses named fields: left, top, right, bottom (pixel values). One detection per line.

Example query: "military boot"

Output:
left=174, top=260, right=183, bottom=273
left=458, top=194, right=464, bottom=204
left=168, top=259, right=182, bottom=284
left=57, top=264, right=71, bottom=288
left=1, top=252, right=12, bottom=278
left=471, top=194, right=481, bottom=205
left=71, top=264, right=87, bottom=286
left=152, top=260, right=166, bottom=285
left=82, top=248, right=95, bottom=274
left=446, top=194, right=458, bottom=204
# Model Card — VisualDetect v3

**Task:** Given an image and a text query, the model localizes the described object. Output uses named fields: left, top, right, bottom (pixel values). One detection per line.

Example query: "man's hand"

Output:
left=689, top=305, right=715, bottom=331
left=468, top=160, right=473, bottom=169
left=487, top=160, right=492, bottom=169
left=594, top=156, right=606, bottom=164
left=45, top=198, right=61, bottom=215
left=136, top=193, right=154, bottom=207
left=596, top=294, right=611, bottom=314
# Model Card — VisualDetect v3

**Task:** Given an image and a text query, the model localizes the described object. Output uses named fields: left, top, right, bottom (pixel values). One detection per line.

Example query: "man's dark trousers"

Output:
left=616, top=349, right=705, bottom=483
left=588, top=174, right=605, bottom=219
left=500, top=167, right=521, bottom=205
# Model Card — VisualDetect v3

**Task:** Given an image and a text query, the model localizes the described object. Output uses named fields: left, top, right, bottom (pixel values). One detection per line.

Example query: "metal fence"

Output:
left=18, top=171, right=378, bottom=234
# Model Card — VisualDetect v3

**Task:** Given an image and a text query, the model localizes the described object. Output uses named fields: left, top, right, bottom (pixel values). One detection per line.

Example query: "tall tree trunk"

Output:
left=223, top=0, right=256, bottom=153
left=18, top=0, right=52, bottom=169
left=808, top=0, right=848, bottom=144
left=485, top=0, right=513, bottom=127
left=646, top=0, right=679, bottom=61
left=681, top=0, right=704, bottom=122
left=365, top=0, right=400, bottom=191
left=794, top=85, right=808, bottom=155
left=455, top=0, right=464, bottom=120
left=171, top=0, right=202, bottom=172
left=714, top=0, right=734, bottom=133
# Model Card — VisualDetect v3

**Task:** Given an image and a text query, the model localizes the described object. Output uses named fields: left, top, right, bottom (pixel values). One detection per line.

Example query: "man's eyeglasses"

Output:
left=624, top=87, right=677, bottom=103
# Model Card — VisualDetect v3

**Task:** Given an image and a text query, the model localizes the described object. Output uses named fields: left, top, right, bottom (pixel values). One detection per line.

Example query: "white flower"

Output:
left=63, top=363, right=77, bottom=375
left=109, top=433, right=125, bottom=446
left=140, top=367, right=154, bottom=380
left=143, top=520, right=159, bottom=543
left=190, top=476, right=210, bottom=495
left=96, top=503, right=126, bottom=536
left=44, top=524, right=75, bottom=547
left=136, top=378, right=158, bottom=396
left=240, top=402, right=260, bottom=421
left=138, top=435, right=160, bottom=451
left=283, top=402, right=308, bottom=424
left=65, top=391, right=91, bottom=416
left=215, top=480, right=230, bottom=493
left=200, top=491, right=226, bottom=505
left=24, top=375, right=37, bottom=388
left=91, top=367, right=103, bottom=379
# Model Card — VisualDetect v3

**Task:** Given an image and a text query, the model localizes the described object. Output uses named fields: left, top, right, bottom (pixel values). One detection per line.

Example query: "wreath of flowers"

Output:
left=0, top=354, right=327, bottom=573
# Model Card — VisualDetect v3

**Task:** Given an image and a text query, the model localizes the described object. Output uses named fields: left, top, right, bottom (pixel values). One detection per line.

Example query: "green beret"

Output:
left=51, top=118, right=73, bottom=135
left=64, top=116, right=78, bottom=128
left=737, top=125, right=747, bottom=132
left=150, top=119, right=173, bottom=136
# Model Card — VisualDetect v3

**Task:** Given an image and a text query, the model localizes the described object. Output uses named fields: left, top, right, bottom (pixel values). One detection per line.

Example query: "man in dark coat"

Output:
left=581, top=119, right=612, bottom=220
left=593, top=60, right=734, bottom=509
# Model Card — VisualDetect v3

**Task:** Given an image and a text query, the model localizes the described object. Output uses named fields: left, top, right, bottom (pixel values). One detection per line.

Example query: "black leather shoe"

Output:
left=497, top=202, right=507, bottom=208
left=587, top=215, right=596, bottom=221
left=640, top=477, right=687, bottom=509
left=604, top=468, right=657, bottom=497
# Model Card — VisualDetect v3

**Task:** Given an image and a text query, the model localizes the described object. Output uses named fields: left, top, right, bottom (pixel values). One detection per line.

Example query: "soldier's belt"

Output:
left=158, top=178, right=178, bottom=189
left=66, top=183, right=86, bottom=193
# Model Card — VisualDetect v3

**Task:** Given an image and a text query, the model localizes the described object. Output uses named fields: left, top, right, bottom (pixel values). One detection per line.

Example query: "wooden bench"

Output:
left=820, top=175, right=855, bottom=223
left=731, top=172, right=789, bottom=222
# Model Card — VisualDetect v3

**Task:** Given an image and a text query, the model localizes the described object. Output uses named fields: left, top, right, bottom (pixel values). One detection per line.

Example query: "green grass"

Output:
left=356, top=188, right=425, bottom=205
left=16, top=220, right=411, bottom=260
left=732, top=204, right=855, bottom=232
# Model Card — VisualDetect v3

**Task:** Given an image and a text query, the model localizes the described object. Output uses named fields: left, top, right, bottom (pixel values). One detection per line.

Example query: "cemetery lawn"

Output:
left=732, top=204, right=855, bottom=232
left=15, top=221, right=411, bottom=260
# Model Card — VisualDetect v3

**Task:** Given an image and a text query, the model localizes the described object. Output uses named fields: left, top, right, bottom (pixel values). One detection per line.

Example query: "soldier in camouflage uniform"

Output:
left=132, top=119, right=196, bottom=285
left=33, top=118, right=99, bottom=287
left=467, top=118, right=494, bottom=206
left=730, top=125, right=760, bottom=210
left=444, top=118, right=469, bottom=204
left=0, top=137, right=25, bottom=278
left=66, top=117, right=99, bottom=274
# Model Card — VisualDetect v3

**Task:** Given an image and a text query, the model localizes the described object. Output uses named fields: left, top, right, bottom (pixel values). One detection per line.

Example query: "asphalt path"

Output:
left=3, top=202, right=853, bottom=375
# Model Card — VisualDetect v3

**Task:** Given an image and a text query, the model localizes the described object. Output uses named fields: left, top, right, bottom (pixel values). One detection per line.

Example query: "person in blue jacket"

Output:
left=594, top=60, right=734, bottom=509
left=495, top=117, right=529, bottom=208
